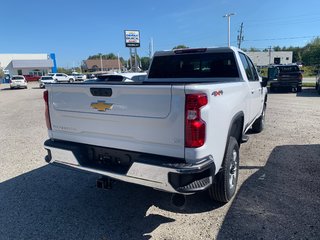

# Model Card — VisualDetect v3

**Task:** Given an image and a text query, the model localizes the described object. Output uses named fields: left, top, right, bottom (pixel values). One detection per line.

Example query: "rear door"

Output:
left=239, top=53, right=262, bottom=121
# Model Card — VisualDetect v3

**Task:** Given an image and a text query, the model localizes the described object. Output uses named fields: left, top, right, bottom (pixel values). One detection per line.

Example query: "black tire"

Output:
left=209, top=137, right=239, bottom=203
left=69, top=78, right=74, bottom=83
left=297, top=86, right=302, bottom=92
left=269, top=85, right=274, bottom=93
left=317, top=84, right=320, bottom=95
left=251, top=103, right=266, bottom=133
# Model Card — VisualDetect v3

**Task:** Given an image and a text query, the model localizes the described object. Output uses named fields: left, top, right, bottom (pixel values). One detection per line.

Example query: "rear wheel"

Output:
left=209, top=137, right=239, bottom=203
left=269, top=85, right=275, bottom=93
left=297, top=86, right=302, bottom=92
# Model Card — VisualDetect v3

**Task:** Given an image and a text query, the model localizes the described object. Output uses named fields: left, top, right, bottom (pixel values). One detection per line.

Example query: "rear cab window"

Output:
left=278, top=66, right=300, bottom=73
left=148, top=49, right=240, bottom=82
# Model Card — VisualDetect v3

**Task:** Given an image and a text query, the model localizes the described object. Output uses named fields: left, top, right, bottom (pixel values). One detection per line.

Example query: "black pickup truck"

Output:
left=268, top=64, right=303, bottom=92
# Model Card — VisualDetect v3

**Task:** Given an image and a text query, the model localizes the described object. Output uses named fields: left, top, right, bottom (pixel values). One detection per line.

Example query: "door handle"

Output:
left=251, top=89, right=255, bottom=94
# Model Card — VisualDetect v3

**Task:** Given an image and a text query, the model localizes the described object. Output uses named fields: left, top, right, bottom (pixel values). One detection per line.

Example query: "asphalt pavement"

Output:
left=0, top=82, right=319, bottom=240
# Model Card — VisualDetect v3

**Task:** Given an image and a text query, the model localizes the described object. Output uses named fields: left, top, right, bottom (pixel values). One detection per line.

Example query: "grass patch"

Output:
left=302, top=82, right=316, bottom=87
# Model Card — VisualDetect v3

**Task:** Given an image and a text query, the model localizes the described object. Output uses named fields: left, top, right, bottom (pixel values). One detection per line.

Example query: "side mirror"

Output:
left=261, top=77, right=268, bottom=87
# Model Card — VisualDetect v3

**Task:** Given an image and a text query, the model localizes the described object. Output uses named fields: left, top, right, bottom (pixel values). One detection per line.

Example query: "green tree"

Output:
left=172, top=45, right=188, bottom=50
left=87, top=53, right=118, bottom=60
left=57, top=67, right=72, bottom=74
left=273, top=46, right=281, bottom=51
left=140, top=57, right=151, bottom=71
left=301, top=37, right=320, bottom=66
left=248, top=47, right=261, bottom=52
left=0, top=68, right=4, bottom=79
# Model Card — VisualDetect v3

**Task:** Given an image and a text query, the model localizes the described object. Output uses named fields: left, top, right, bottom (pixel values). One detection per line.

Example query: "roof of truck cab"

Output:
left=153, top=47, right=240, bottom=56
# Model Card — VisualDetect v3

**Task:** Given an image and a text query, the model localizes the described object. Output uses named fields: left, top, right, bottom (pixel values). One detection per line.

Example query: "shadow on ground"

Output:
left=0, top=162, right=218, bottom=239
left=217, top=144, right=320, bottom=239
left=267, top=87, right=319, bottom=97
left=296, top=87, right=320, bottom=97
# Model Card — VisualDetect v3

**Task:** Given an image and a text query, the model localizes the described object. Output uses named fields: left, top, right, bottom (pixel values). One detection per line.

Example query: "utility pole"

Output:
left=149, top=37, right=154, bottom=58
left=100, top=54, right=103, bottom=72
left=117, top=53, right=121, bottom=73
left=223, top=13, right=235, bottom=47
left=268, top=46, right=272, bottom=65
left=237, top=22, right=244, bottom=48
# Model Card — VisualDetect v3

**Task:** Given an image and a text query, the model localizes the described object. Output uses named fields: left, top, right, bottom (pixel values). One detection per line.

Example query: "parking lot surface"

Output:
left=0, top=82, right=319, bottom=240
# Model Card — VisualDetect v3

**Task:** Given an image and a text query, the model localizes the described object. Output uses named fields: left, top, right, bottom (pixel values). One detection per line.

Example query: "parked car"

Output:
left=268, top=64, right=303, bottom=92
left=10, top=75, right=28, bottom=89
left=71, top=73, right=87, bottom=81
left=39, top=76, right=55, bottom=88
left=48, top=73, right=75, bottom=83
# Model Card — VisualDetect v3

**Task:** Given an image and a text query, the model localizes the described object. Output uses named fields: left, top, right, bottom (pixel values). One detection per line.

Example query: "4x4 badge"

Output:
left=212, top=90, right=223, bottom=96
left=91, top=101, right=113, bottom=111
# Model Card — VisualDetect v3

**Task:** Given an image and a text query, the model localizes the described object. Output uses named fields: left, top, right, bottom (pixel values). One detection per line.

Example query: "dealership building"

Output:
left=246, top=51, right=293, bottom=67
left=0, top=53, right=57, bottom=78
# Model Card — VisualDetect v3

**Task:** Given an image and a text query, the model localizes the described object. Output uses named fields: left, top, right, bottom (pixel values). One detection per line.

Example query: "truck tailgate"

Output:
left=46, top=84, right=185, bottom=158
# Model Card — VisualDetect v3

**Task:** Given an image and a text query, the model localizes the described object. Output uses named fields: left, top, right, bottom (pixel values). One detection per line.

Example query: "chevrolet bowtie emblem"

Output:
left=91, top=101, right=113, bottom=111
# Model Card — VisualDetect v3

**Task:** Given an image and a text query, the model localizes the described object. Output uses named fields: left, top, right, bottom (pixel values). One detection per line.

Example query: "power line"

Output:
left=244, top=35, right=319, bottom=42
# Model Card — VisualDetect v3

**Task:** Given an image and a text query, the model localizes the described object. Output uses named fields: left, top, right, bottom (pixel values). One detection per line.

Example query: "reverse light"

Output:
left=43, top=90, right=52, bottom=130
left=185, top=93, right=207, bottom=148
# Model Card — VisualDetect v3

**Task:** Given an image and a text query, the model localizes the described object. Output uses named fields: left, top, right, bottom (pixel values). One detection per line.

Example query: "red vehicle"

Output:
left=23, top=75, right=41, bottom=82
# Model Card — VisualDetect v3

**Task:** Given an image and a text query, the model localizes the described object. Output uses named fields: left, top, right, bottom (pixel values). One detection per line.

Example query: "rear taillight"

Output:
left=43, top=90, right=52, bottom=130
left=185, top=93, right=207, bottom=148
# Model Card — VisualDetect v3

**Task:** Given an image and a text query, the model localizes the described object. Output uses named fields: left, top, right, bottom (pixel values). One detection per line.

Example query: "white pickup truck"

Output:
left=44, top=47, right=267, bottom=204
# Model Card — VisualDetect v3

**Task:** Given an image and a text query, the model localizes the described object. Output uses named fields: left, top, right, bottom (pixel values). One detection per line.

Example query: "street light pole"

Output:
left=223, top=13, right=235, bottom=47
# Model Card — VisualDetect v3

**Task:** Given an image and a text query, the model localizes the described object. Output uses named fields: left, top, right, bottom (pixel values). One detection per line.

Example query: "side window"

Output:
left=239, top=53, right=254, bottom=81
left=246, top=56, right=259, bottom=81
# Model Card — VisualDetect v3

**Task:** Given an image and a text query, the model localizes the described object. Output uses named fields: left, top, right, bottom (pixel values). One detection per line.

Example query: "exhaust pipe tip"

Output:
left=171, top=194, right=186, bottom=209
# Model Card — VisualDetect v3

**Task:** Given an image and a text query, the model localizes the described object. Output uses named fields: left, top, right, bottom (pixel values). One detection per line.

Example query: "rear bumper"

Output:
left=10, top=82, right=27, bottom=88
left=44, top=139, right=215, bottom=194
left=270, top=80, right=302, bottom=88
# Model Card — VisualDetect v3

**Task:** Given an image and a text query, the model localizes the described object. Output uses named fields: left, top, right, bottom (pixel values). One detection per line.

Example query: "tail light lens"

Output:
left=185, top=93, right=207, bottom=148
left=43, top=90, right=52, bottom=130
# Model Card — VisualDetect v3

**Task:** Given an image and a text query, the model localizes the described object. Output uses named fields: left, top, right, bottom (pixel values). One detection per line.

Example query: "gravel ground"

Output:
left=0, top=82, right=319, bottom=240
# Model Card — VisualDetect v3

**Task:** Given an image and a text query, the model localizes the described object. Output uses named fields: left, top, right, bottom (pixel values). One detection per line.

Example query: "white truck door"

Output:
left=239, top=53, right=262, bottom=121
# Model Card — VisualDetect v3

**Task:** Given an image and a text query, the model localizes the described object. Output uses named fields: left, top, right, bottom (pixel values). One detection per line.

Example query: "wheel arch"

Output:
left=220, top=111, right=244, bottom=169
left=228, top=111, right=244, bottom=146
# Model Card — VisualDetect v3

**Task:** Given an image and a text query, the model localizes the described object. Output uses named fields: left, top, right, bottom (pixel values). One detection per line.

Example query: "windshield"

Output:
left=95, top=75, right=125, bottom=82
left=278, top=66, right=300, bottom=73
left=148, top=52, right=239, bottom=79
left=12, top=76, right=24, bottom=80
left=41, top=77, right=53, bottom=80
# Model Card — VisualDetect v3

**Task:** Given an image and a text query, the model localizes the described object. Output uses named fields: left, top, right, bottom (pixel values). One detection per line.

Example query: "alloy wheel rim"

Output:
left=229, top=149, right=238, bottom=188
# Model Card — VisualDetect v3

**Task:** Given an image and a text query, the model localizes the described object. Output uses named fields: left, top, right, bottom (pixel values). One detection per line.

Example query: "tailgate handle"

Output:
left=90, top=88, right=112, bottom=97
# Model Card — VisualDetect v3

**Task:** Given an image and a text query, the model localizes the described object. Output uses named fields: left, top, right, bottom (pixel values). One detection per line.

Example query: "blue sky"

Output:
left=1, top=0, right=320, bottom=67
